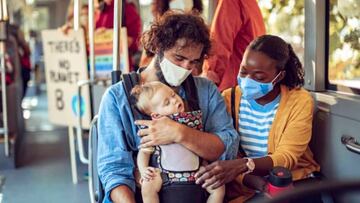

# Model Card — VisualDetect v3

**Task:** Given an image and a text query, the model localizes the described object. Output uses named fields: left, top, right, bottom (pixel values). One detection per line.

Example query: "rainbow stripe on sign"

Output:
left=94, top=30, right=116, bottom=78
left=94, top=29, right=129, bottom=78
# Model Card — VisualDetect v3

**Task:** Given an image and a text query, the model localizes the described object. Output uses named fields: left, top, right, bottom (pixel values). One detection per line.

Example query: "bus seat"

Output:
left=309, top=96, right=325, bottom=170
left=88, top=115, right=104, bottom=203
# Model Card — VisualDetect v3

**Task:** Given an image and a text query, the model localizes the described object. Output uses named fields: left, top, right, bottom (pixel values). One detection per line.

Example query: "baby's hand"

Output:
left=141, top=167, right=159, bottom=182
left=140, top=167, right=162, bottom=193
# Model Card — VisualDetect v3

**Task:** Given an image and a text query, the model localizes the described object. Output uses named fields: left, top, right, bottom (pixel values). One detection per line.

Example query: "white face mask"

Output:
left=169, top=0, right=194, bottom=12
left=160, top=57, right=192, bottom=87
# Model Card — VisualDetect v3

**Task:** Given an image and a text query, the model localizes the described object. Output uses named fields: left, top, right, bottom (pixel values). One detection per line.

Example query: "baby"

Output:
left=131, top=81, right=225, bottom=203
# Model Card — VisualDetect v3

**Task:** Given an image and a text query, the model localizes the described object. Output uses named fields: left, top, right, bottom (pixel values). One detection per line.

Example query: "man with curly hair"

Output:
left=97, top=11, right=239, bottom=203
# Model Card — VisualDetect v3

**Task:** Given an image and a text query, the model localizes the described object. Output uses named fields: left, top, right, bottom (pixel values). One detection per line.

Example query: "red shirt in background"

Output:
left=202, top=0, right=266, bottom=91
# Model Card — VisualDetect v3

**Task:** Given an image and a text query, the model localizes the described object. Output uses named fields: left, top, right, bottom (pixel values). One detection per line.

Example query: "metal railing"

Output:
left=0, top=0, right=9, bottom=157
left=68, top=0, right=124, bottom=185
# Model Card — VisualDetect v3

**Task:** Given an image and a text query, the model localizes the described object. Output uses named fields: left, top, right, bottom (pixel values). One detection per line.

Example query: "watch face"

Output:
left=246, top=158, right=255, bottom=171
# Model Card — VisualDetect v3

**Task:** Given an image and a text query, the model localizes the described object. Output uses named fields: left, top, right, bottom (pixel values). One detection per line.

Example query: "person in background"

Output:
left=29, top=30, right=43, bottom=95
left=62, top=1, right=89, bottom=33
left=29, top=30, right=42, bottom=72
left=202, top=0, right=265, bottom=91
left=16, top=28, right=32, bottom=98
left=97, top=11, right=238, bottom=203
left=61, top=2, right=89, bottom=55
left=95, top=0, right=142, bottom=71
left=195, top=35, right=320, bottom=202
left=139, top=0, right=204, bottom=72
left=151, top=0, right=203, bottom=20
left=60, top=2, right=91, bottom=75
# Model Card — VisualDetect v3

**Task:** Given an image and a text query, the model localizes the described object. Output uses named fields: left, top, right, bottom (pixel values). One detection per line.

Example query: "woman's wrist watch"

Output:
left=244, top=158, right=255, bottom=174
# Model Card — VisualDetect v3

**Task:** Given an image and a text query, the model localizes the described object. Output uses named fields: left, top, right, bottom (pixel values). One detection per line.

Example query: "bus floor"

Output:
left=0, top=86, right=90, bottom=203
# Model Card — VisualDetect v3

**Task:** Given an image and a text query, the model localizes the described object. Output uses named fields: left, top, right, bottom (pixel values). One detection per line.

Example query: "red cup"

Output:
left=267, top=166, right=293, bottom=197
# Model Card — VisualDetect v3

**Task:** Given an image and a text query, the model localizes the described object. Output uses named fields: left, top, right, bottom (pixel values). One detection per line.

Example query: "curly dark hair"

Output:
left=141, top=10, right=211, bottom=60
left=151, top=0, right=203, bottom=17
left=249, top=35, right=305, bottom=89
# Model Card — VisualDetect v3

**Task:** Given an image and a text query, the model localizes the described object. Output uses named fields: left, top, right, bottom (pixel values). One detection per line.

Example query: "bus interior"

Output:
left=0, top=0, right=360, bottom=203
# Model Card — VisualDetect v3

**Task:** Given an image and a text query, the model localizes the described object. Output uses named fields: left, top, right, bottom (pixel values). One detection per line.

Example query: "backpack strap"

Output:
left=181, top=75, right=200, bottom=111
left=122, top=72, right=151, bottom=121
left=120, top=72, right=151, bottom=151
left=231, top=87, right=237, bottom=129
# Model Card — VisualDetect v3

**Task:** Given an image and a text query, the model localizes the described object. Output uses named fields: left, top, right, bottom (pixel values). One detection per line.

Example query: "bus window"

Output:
left=327, top=0, right=360, bottom=91
left=258, top=0, right=305, bottom=64
left=28, top=8, right=49, bottom=32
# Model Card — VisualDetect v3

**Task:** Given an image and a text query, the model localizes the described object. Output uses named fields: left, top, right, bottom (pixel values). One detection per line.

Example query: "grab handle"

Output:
left=341, top=135, right=360, bottom=155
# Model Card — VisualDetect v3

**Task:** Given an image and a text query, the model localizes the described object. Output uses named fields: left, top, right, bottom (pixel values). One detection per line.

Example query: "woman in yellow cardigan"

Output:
left=195, top=35, right=320, bottom=202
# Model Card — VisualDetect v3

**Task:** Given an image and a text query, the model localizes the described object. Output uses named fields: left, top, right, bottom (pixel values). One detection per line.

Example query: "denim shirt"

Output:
left=97, top=77, right=239, bottom=202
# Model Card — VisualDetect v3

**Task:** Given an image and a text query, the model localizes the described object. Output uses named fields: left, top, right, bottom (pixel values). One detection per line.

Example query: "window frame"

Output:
left=325, top=0, right=360, bottom=95
left=304, top=0, right=326, bottom=92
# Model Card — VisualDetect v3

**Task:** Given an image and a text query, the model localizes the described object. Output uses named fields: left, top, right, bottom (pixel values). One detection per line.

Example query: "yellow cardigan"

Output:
left=222, top=85, right=320, bottom=202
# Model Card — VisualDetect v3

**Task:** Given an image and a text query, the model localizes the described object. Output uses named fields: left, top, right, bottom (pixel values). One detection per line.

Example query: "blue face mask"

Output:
left=237, top=72, right=283, bottom=100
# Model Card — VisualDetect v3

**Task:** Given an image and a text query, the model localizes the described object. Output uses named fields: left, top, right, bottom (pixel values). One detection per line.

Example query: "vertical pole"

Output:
left=73, top=0, right=81, bottom=31
left=88, top=0, right=95, bottom=81
left=111, top=0, right=122, bottom=84
left=74, top=0, right=88, bottom=165
left=0, top=0, right=3, bottom=19
left=68, top=126, right=78, bottom=184
left=0, top=0, right=9, bottom=157
left=1, top=0, right=9, bottom=21
left=0, top=42, right=8, bottom=157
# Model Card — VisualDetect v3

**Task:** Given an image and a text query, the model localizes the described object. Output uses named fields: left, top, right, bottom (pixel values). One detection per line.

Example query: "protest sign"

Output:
left=42, top=29, right=91, bottom=129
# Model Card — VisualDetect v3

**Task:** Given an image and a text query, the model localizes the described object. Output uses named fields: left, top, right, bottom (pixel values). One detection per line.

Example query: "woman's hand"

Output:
left=194, top=159, right=249, bottom=189
left=243, top=174, right=268, bottom=192
left=135, top=116, right=184, bottom=148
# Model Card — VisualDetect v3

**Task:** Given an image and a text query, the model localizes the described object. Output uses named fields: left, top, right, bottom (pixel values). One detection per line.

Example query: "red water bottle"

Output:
left=267, top=166, right=293, bottom=197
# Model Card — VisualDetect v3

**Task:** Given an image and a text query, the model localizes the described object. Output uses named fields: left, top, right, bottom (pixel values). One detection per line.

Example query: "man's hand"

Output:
left=194, top=159, right=248, bottom=190
left=135, top=116, right=184, bottom=148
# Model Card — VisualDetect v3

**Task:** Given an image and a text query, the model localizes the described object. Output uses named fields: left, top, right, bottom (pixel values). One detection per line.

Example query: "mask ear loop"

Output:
left=271, top=70, right=285, bottom=85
